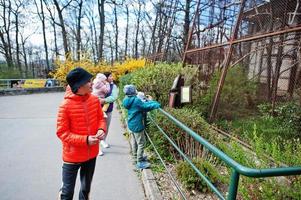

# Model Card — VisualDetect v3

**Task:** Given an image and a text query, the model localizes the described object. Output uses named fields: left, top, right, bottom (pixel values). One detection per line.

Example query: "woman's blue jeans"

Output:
left=60, top=158, right=96, bottom=200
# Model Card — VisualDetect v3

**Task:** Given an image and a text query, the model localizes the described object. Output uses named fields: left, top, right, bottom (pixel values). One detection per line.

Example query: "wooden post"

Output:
left=209, top=0, right=246, bottom=122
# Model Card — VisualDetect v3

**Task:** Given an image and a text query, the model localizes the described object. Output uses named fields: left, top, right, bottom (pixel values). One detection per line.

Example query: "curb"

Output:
left=117, top=101, right=163, bottom=200
left=141, top=168, right=163, bottom=200
left=0, top=87, right=64, bottom=96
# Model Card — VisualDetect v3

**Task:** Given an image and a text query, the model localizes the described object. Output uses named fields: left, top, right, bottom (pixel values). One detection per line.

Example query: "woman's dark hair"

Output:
left=103, top=72, right=112, bottom=78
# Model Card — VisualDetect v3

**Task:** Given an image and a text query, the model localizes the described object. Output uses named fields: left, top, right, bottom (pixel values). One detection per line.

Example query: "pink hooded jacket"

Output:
left=92, top=73, right=109, bottom=98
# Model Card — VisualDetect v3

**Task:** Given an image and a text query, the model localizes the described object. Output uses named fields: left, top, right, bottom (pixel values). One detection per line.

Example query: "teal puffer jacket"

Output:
left=123, top=96, right=160, bottom=132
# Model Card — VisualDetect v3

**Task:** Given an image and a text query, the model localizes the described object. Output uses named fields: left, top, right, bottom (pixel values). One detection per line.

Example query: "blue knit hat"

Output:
left=123, top=84, right=137, bottom=96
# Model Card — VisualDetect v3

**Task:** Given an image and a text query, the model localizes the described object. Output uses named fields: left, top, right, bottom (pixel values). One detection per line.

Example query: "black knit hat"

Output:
left=66, top=67, right=93, bottom=94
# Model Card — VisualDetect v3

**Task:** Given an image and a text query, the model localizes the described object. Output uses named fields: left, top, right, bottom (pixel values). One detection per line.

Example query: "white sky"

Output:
left=23, top=1, right=154, bottom=47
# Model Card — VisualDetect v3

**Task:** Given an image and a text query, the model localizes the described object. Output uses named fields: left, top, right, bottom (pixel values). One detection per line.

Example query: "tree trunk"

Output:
left=114, top=3, right=118, bottom=61
left=88, top=15, right=96, bottom=63
left=183, top=0, right=191, bottom=51
left=2, top=0, right=14, bottom=68
left=14, top=12, right=22, bottom=75
left=147, top=6, right=159, bottom=56
left=53, top=0, right=69, bottom=57
left=288, top=20, right=301, bottom=97
left=108, top=32, right=114, bottom=66
left=0, top=30, right=13, bottom=68
left=163, top=0, right=178, bottom=60
left=53, top=22, right=59, bottom=57
left=266, top=37, right=273, bottom=101
left=36, top=0, right=50, bottom=71
left=134, top=2, right=142, bottom=59
left=76, top=0, right=83, bottom=61
left=44, top=0, right=58, bottom=57
left=271, top=34, right=284, bottom=112
left=98, top=0, right=105, bottom=61
left=20, top=34, right=29, bottom=77
left=124, top=6, right=129, bottom=59
left=141, top=27, right=146, bottom=57
left=92, top=17, right=98, bottom=62
left=271, top=1, right=288, bottom=113
left=288, top=49, right=298, bottom=98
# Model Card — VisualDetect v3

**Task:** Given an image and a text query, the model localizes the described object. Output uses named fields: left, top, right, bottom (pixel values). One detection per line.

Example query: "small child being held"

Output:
left=122, top=85, right=160, bottom=169
left=92, top=73, right=110, bottom=117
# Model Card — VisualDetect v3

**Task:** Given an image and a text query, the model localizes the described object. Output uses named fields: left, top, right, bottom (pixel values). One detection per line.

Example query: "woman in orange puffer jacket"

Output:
left=56, top=67, right=106, bottom=200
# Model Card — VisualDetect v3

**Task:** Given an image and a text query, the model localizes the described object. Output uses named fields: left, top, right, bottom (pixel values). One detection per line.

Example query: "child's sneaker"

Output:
left=100, top=140, right=109, bottom=148
left=132, top=155, right=147, bottom=163
left=136, top=161, right=151, bottom=169
left=103, top=112, right=108, bottom=118
left=141, top=155, right=148, bottom=161
left=98, top=150, right=104, bottom=156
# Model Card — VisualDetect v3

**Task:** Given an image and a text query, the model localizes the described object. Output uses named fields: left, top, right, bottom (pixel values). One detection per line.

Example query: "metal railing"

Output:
left=0, top=79, right=25, bottom=89
left=147, top=108, right=301, bottom=200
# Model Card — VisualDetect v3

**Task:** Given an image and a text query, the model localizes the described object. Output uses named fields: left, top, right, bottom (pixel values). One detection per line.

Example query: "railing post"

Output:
left=227, top=170, right=240, bottom=200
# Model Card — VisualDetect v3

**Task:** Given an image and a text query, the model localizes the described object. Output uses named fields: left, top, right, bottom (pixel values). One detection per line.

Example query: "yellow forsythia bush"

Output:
left=51, top=54, right=146, bottom=84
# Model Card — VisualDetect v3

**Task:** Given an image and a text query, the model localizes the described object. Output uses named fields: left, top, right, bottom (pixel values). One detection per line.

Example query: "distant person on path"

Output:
left=98, top=72, right=119, bottom=150
left=56, top=67, right=107, bottom=200
left=122, top=84, right=160, bottom=169
left=45, top=79, right=54, bottom=87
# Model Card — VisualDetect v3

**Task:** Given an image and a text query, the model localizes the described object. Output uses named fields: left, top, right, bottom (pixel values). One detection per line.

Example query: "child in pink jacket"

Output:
left=92, top=73, right=110, bottom=156
left=92, top=73, right=110, bottom=117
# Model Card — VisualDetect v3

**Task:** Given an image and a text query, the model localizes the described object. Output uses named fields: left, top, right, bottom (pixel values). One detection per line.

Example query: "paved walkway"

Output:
left=0, top=92, right=145, bottom=200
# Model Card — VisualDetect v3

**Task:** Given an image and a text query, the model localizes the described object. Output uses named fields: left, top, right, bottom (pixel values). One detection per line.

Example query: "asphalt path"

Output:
left=0, top=92, right=145, bottom=200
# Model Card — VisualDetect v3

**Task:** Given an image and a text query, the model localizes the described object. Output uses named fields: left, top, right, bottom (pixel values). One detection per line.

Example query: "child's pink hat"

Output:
left=96, top=73, right=107, bottom=82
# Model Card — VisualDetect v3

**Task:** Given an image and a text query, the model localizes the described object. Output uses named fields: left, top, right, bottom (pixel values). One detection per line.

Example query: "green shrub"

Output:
left=259, top=102, right=301, bottom=133
left=176, top=158, right=220, bottom=192
left=0, top=68, right=22, bottom=79
left=193, top=66, right=257, bottom=120
left=252, top=131, right=301, bottom=166
left=147, top=107, right=217, bottom=161
left=118, top=73, right=133, bottom=100
left=118, top=62, right=202, bottom=107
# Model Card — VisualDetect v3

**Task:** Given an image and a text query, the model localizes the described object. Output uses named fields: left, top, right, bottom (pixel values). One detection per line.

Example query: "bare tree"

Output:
left=34, top=0, right=50, bottom=71
left=183, top=0, right=192, bottom=51
left=133, top=0, right=142, bottom=59
left=145, top=1, right=160, bottom=56
left=155, top=1, right=166, bottom=55
left=124, top=5, right=129, bottom=59
left=52, top=0, right=73, bottom=57
left=0, top=0, right=13, bottom=67
left=86, top=0, right=98, bottom=63
left=163, top=0, right=179, bottom=59
left=44, top=0, right=59, bottom=57
left=140, top=27, right=146, bottom=57
left=108, top=31, right=114, bottom=65
left=97, top=0, right=105, bottom=61
left=75, top=0, right=83, bottom=60
left=20, top=32, right=31, bottom=76
left=13, top=1, right=22, bottom=72
left=113, top=2, right=119, bottom=61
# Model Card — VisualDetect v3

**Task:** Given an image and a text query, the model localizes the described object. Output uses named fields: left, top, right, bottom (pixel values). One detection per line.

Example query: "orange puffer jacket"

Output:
left=56, top=86, right=106, bottom=163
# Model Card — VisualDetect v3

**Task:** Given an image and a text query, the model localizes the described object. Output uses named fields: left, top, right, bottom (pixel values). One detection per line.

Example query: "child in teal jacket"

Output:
left=122, top=84, right=160, bottom=169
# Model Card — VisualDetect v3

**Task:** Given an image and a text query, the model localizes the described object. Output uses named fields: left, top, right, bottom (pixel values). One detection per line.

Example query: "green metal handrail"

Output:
left=150, top=108, right=301, bottom=200
left=144, top=129, right=188, bottom=200
left=148, top=115, right=225, bottom=199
